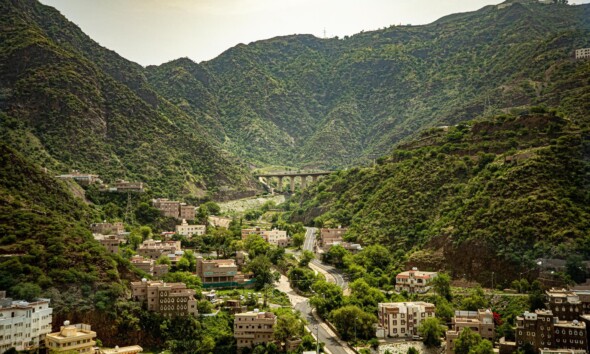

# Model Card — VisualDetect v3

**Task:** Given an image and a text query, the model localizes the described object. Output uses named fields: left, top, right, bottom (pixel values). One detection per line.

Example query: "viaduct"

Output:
left=254, top=171, right=333, bottom=193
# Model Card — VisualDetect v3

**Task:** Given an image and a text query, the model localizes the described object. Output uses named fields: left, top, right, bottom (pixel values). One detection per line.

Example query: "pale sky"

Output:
left=39, top=0, right=590, bottom=67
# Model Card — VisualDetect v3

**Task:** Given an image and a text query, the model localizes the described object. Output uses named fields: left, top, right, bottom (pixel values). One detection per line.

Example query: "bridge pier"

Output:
left=300, top=175, right=307, bottom=190
left=289, top=176, right=295, bottom=193
left=312, top=175, right=318, bottom=184
left=277, top=176, right=283, bottom=193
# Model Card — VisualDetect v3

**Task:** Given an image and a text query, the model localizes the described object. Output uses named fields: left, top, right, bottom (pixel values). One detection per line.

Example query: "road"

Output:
left=304, top=227, right=349, bottom=290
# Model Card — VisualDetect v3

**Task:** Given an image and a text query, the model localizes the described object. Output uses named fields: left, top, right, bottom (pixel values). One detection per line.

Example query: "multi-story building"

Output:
left=111, top=180, right=144, bottom=193
left=56, top=171, right=101, bottom=186
left=94, top=234, right=124, bottom=254
left=176, top=219, right=206, bottom=237
left=100, top=345, right=143, bottom=354
left=547, top=288, right=584, bottom=321
left=196, top=257, right=238, bottom=285
left=130, top=255, right=169, bottom=278
left=319, top=227, right=347, bottom=250
left=516, top=310, right=587, bottom=352
left=446, top=310, right=495, bottom=353
left=179, top=204, right=195, bottom=221
left=0, top=292, right=53, bottom=353
left=137, top=240, right=182, bottom=260
left=130, top=280, right=197, bottom=317
left=152, top=198, right=181, bottom=218
left=263, top=229, right=288, bottom=246
left=575, top=48, right=590, bottom=60
left=45, top=322, right=96, bottom=353
left=377, top=302, right=436, bottom=338
left=90, top=222, right=125, bottom=235
left=395, top=268, right=438, bottom=294
left=234, top=310, right=276, bottom=349
left=224, top=300, right=247, bottom=315
left=241, top=227, right=263, bottom=240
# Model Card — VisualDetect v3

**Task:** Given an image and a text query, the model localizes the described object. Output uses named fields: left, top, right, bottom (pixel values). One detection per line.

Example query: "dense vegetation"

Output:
left=147, top=1, right=590, bottom=168
left=0, top=0, right=257, bottom=199
left=289, top=110, right=590, bottom=285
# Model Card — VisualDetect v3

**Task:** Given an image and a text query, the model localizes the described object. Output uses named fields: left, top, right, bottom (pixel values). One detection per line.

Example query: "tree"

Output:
left=454, top=328, right=482, bottom=354
left=407, top=347, right=419, bottom=354
left=330, top=305, right=377, bottom=341
left=246, top=256, right=275, bottom=290
left=197, top=300, right=213, bottom=314
left=274, top=312, right=304, bottom=344
left=432, top=273, right=452, bottom=301
left=201, top=201, right=221, bottom=215
left=162, top=272, right=202, bottom=290
left=299, top=250, right=315, bottom=267
left=139, top=226, right=152, bottom=240
left=324, top=244, right=349, bottom=267
left=434, top=297, right=454, bottom=324
left=418, top=317, right=445, bottom=347
left=310, top=280, right=344, bottom=318
left=469, top=339, right=494, bottom=354
left=461, top=286, right=489, bottom=311
left=566, top=255, right=587, bottom=284
left=135, top=202, right=160, bottom=224
left=176, top=257, right=191, bottom=272
left=10, top=282, right=41, bottom=301
left=156, top=254, right=172, bottom=265
left=292, top=233, right=305, bottom=249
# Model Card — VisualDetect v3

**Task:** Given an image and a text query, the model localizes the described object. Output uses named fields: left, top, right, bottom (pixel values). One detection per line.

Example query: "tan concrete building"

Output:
left=446, top=310, right=495, bottom=353
left=152, top=198, right=181, bottom=218
left=0, top=292, right=53, bottom=353
left=94, top=234, right=123, bottom=254
left=56, top=171, right=101, bottom=186
left=395, top=268, right=438, bottom=294
left=196, top=257, right=238, bottom=285
left=319, top=227, right=347, bottom=250
left=179, top=204, right=195, bottom=221
left=234, top=310, right=277, bottom=349
left=130, top=280, right=197, bottom=317
left=176, top=219, right=206, bottom=237
left=111, top=180, right=144, bottom=193
left=263, top=229, right=288, bottom=246
left=241, top=227, right=263, bottom=240
left=547, top=288, right=583, bottom=321
left=45, top=322, right=96, bottom=353
left=575, top=48, right=590, bottom=59
left=90, top=222, right=125, bottom=235
left=137, top=240, right=181, bottom=260
left=130, top=255, right=169, bottom=278
left=100, top=345, right=143, bottom=354
left=377, top=302, right=436, bottom=338
left=516, top=310, right=587, bottom=352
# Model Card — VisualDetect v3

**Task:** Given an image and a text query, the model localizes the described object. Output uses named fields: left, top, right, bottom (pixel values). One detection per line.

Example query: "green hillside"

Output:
left=147, top=1, right=590, bottom=169
left=0, top=0, right=257, bottom=199
left=288, top=106, right=590, bottom=285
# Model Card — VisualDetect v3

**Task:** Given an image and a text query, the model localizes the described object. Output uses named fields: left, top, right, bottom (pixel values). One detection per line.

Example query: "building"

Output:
left=152, top=198, right=181, bottom=218
left=45, top=322, right=96, bottom=353
left=575, top=48, right=590, bottom=60
left=110, top=180, right=144, bottom=193
left=0, top=292, right=53, bottom=353
left=90, top=222, right=125, bottom=235
left=56, top=171, right=101, bottom=185
left=130, top=280, right=198, bottom=317
left=516, top=310, right=587, bottom=352
left=241, top=227, right=263, bottom=240
left=179, top=204, right=195, bottom=221
left=94, top=234, right=124, bottom=254
left=175, top=219, right=206, bottom=237
left=546, top=288, right=583, bottom=321
left=196, top=257, right=238, bottom=285
left=376, top=302, right=436, bottom=338
left=446, top=310, right=495, bottom=353
left=263, top=229, right=288, bottom=246
left=130, top=255, right=169, bottom=278
left=100, top=345, right=143, bottom=354
left=395, top=268, right=438, bottom=294
left=224, top=300, right=247, bottom=315
left=319, top=227, right=347, bottom=250
left=137, top=240, right=182, bottom=260
left=234, top=310, right=276, bottom=349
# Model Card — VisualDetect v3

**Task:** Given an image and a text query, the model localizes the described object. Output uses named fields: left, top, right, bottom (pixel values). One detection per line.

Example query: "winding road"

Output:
left=303, top=227, right=349, bottom=290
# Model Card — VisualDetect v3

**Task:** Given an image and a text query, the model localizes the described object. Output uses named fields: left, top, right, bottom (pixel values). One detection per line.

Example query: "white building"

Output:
left=395, top=268, right=438, bottom=294
left=263, top=229, right=288, bottom=246
left=0, top=291, right=53, bottom=352
left=377, top=302, right=436, bottom=338
left=175, top=219, right=206, bottom=237
left=575, top=48, right=590, bottom=59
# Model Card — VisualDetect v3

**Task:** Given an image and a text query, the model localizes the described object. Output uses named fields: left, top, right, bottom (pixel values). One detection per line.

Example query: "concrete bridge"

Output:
left=255, top=171, right=333, bottom=193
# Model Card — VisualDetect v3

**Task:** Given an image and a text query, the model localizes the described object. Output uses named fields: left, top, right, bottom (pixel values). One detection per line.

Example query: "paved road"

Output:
left=304, top=227, right=349, bottom=290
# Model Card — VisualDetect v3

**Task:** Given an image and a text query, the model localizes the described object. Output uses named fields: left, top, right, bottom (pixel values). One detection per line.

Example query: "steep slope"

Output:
left=289, top=106, right=590, bottom=285
left=0, top=0, right=257, bottom=199
left=147, top=1, right=590, bottom=168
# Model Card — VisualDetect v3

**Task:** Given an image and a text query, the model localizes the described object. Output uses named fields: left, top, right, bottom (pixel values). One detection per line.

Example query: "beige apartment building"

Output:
left=241, top=227, right=263, bottom=240
left=152, top=198, right=181, bottom=218
left=45, top=322, right=96, bottom=353
left=137, top=240, right=181, bottom=260
left=395, top=268, right=438, bottom=294
left=575, top=48, right=590, bottom=59
left=179, top=204, right=195, bottom=221
left=176, top=219, right=206, bottom=237
left=130, top=255, right=169, bottom=278
left=56, top=171, right=101, bottom=186
left=446, top=310, right=495, bottom=353
left=546, top=288, right=584, bottom=321
left=234, top=310, right=277, bottom=349
left=90, top=222, right=125, bottom=235
left=319, top=227, right=347, bottom=250
left=111, top=180, right=144, bottom=193
left=130, top=280, right=197, bottom=317
left=196, top=257, right=239, bottom=285
left=516, top=310, right=587, bottom=353
left=94, top=234, right=123, bottom=254
left=377, top=302, right=436, bottom=338
left=0, top=292, right=53, bottom=353
left=100, top=345, right=143, bottom=354
left=263, top=229, right=288, bottom=246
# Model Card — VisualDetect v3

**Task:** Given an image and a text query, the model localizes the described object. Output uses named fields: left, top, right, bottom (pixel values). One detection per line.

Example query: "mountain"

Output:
left=147, top=1, right=590, bottom=168
left=0, top=0, right=258, bottom=199
left=288, top=107, right=590, bottom=285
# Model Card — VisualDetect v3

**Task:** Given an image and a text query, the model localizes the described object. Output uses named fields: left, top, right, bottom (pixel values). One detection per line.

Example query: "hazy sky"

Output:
left=39, top=0, right=590, bottom=66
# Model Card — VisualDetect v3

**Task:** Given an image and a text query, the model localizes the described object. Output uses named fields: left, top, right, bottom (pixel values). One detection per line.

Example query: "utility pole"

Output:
left=315, top=324, right=320, bottom=354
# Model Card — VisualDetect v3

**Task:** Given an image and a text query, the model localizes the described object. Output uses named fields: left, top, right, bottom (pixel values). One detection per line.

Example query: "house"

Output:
left=516, top=310, right=587, bottom=353
left=56, top=171, right=101, bottom=186
left=137, top=240, right=181, bottom=260
left=319, top=227, right=347, bottom=250
left=175, top=219, right=206, bottom=237
left=395, top=268, right=438, bottom=294
left=90, top=222, right=125, bottom=235
left=263, top=229, right=288, bottom=246
left=130, top=255, right=169, bottom=278
left=241, top=227, right=263, bottom=240
left=45, top=322, right=96, bottom=353
left=224, top=300, right=247, bottom=315
left=575, top=48, right=590, bottom=60
left=546, top=288, right=584, bottom=321
left=179, top=204, right=195, bottom=221
left=234, top=310, right=276, bottom=349
left=110, top=180, right=144, bottom=193
left=376, top=302, right=436, bottom=338
left=152, top=198, right=181, bottom=218
left=196, top=257, right=254, bottom=288
left=130, top=279, right=198, bottom=317
left=0, top=291, right=53, bottom=353
left=94, top=234, right=123, bottom=254
left=100, top=345, right=143, bottom=354
left=446, top=310, right=495, bottom=353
